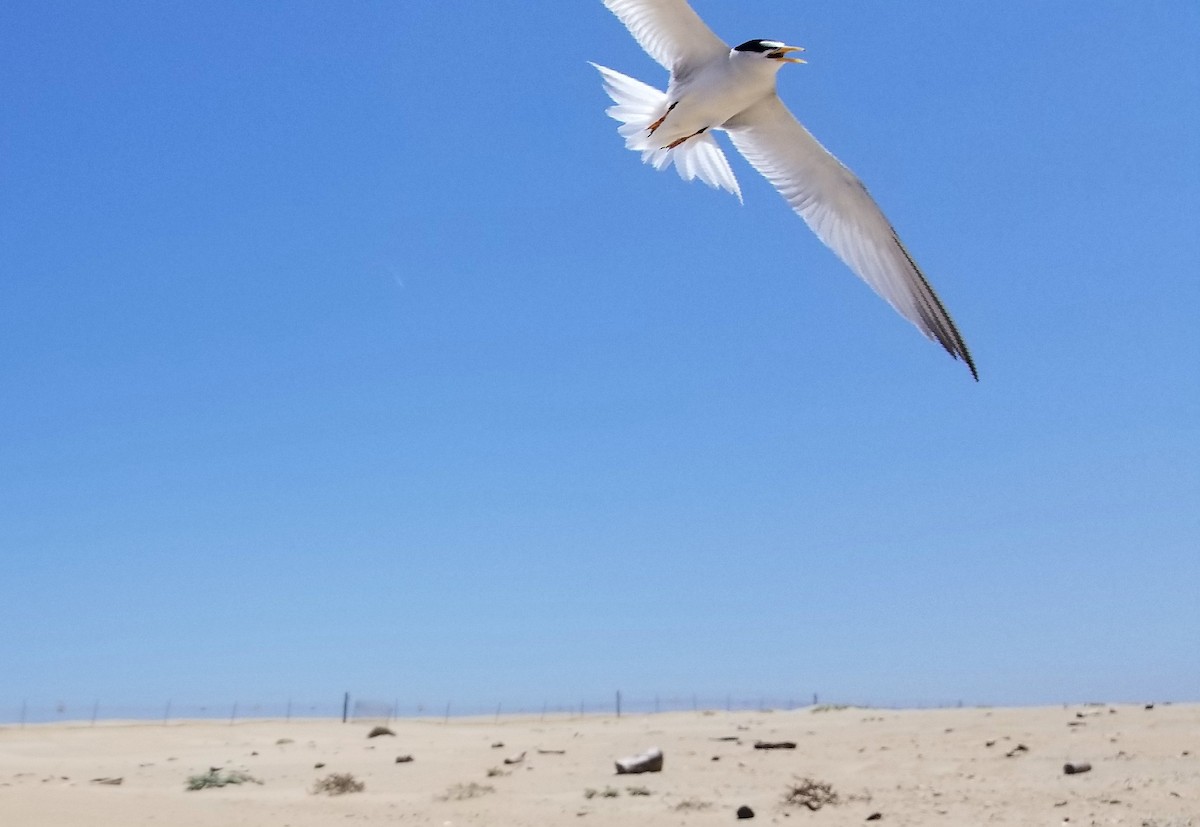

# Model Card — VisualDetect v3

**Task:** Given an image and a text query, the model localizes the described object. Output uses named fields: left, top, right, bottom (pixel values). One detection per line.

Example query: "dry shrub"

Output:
left=440, top=782, right=494, bottom=801
left=312, top=773, right=365, bottom=795
left=186, top=769, right=261, bottom=790
left=783, top=777, right=840, bottom=810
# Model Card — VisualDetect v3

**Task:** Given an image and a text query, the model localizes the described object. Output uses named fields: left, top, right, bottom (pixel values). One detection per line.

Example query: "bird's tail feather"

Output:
left=591, top=63, right=741, bottom=202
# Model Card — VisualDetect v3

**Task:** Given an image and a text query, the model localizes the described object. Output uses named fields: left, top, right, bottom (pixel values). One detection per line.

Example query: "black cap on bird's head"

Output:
left=733, top=39, right=806, bottom=63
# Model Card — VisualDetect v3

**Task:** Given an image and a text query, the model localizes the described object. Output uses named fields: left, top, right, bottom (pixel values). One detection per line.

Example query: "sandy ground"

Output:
left=0, top=704, right=1196, bottom=826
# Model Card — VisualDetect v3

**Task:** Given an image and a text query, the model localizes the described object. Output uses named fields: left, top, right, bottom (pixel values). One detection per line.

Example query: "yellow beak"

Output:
left=773, top=45, right=806, bottom=64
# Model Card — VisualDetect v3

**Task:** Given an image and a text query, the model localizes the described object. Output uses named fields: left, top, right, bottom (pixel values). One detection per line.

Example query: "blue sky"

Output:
left=2, top=1, right=1197, bottom=716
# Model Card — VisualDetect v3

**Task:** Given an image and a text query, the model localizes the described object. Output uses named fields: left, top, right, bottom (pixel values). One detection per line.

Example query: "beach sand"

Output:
left=1, top=703, right=1195, bottom=826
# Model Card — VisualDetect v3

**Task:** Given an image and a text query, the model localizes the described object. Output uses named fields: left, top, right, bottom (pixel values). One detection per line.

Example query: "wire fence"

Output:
left=1, top=692, right=973, bottom=727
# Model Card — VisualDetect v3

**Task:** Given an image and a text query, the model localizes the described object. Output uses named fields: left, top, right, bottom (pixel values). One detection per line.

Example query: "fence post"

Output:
left=164, top=700, right=172, bottom=725
left=342, top=692, right=349, bottom=724
left=230, top=702, right=238, bottom=726
left=616, top=690, right=621, bottom=719
left=286, top=698, right=292, bottom=722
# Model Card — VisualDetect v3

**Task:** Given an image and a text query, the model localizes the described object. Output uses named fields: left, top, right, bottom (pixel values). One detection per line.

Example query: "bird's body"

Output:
left=644, top=51, right=780, bottom=149
left=595, top=0, right=978, bottom=380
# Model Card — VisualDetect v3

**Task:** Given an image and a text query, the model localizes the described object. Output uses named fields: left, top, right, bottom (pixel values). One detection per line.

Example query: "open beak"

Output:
left=770, top=45, right=806, bottom=64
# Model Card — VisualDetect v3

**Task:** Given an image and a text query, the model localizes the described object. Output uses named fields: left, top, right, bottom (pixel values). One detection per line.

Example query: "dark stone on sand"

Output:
left=736, top=805, right=755, bottom=819
left=753, top=741, right=797, bottom=750
left=1063, top=762, right=1092, bottom=775
left=395, top=755, right=414, bottom=763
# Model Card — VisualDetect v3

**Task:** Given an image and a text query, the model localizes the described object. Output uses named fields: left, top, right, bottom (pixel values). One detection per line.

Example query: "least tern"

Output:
left=594, top=0, right=977, bottom=380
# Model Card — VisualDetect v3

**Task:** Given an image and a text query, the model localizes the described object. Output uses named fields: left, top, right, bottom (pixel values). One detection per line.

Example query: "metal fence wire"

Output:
left=3, top=692, right=968, bottom=727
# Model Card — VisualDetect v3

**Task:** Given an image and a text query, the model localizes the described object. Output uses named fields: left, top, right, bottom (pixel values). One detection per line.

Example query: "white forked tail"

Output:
left=591, top=63, right=742, bottom=202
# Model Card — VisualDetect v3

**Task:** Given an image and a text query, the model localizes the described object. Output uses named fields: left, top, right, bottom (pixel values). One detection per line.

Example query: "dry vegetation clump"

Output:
left=673, top=798, right=713, bottom=811
left=367, top=726, right=395, bottom=738
left=783, top=777, right=840, bottom=811
left=583, top=786, right=621, bottom=799
left=440, top=781, right=495, bottom=801
left=626, top=785, right=652, bottom=796
left=312, top=773, right=365, bottom=795
left=186, top=769, right=261, bottom=790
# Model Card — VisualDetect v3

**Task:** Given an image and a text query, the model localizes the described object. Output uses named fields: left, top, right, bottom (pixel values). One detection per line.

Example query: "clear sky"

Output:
left=2, top=1, right=1197, bottom=718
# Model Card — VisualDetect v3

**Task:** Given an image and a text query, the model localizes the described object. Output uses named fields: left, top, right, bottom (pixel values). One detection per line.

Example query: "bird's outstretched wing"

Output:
left=602, top=0, right=728, bottom=75
left=725, top=95, right=977, bottom=379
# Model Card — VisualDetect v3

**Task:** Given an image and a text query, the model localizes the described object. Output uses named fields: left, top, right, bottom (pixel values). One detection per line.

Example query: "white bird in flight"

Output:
left=594, top=0, right=977, bottom=380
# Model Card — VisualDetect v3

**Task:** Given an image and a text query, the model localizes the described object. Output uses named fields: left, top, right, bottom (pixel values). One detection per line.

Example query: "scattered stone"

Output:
left=712, top=736, right=740, bottom=742
left=367, top=726, right=395, bottom=738
left=866, top=814, right=883, bottom=821
left=615, top=747, right=663, bottom=774
left=985, top=740, right=996, bottom=747
left=1144, top=704, right=1155, bottom=710
left=536, top=748, right=566, bottom=755
left=491, top=741, right=505, bottom=748
left=1063, top=762, right=1092, bottom=775
left=736, top=805, right=755, bottom=819
left=503, top=751, right=526, bottom=765
left=753, top=741, right=797, bottom=750
left=395, top=755, right=414, bottom=763
left=275, top=738, right=294, bottom=745
left=90, top=777, right=123, bottom=786
left=1005, top=744, right=1029, bottom=758
left=313, top=762, right=325, bottom=769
